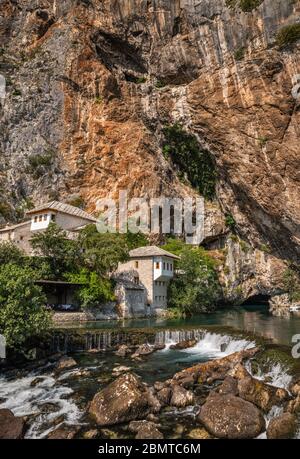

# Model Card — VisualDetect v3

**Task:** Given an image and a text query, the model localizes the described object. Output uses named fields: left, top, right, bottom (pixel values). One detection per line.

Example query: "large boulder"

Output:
left=0, top=409, right=25, bottom=439
left=173, top=348, right=259, bottom=385
left=89, top=373, right=150, bottom=426
left=170, top=385, right=195, bottom=408
left=267, top=413, right=297, bottom=439
left=198, top=392, right=265, bottom=439
left=129, top=420, right=163, bottom=439
left=231, top=364, right=289, bottom=412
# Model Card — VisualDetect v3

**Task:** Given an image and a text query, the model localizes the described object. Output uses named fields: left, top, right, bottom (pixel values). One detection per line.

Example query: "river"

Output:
left=0, top=305, right=299, bottom=439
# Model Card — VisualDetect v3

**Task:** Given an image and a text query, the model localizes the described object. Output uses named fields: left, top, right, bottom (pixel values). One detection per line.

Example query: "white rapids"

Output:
left=0, top=370, right=84, bottom=439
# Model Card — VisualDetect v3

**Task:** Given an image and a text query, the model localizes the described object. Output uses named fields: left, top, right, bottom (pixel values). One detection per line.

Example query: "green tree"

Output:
left=66, top=269, right=115, bottom=309
left=0, top=264, right=51, bottom=350
left=0, top=241, right=25, bottom=266
left=79, top=225, right=132, bottom=276
left=166, top=244, right=221, bottom=315
left=30, top=223, right=81, bottom=278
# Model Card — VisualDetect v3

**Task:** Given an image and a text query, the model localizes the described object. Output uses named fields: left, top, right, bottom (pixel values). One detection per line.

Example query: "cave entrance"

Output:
left=242, top=294, right=271, bottom=307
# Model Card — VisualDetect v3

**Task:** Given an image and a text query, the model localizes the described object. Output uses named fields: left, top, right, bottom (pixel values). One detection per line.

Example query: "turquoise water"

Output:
left=61, top=305, right=300, bottom=347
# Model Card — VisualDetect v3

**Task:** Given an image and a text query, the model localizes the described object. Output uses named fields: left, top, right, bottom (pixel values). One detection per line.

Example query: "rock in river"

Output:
left=0, top=409, right=25, bottom=439
left=170, top=339, right=197, bottom=350
left=129, top=420, right=163, bottom=439
left=199, top=392, right=265, bottom=439
left=170, top=385, right=195, bottom=408
left=89, top=373, right=150, bottom=426
left=267, top=412, right=297, bottom=439
left=55, top=356, right=77, bottom=373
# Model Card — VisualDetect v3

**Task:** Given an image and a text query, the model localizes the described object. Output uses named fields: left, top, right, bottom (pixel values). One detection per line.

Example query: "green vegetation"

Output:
left=137, top=77, right=147, bottom=84
left=163, top=239, right=221, bottom=315
left=66, top=196, right=86, bottom=209
left=0, top=264, right=51, bottom=351
left=0, top=201, right=12, bottom=219
left=276, top=23, right=300, bottom=48
left=95, top=96, right=103, bottom=104
left=26, top=151, right=55, bottom=178
left=226, top=0, right=263, bottom=12
left=234, top=47, right=246, bottom=61
left=66, top=270, right=115, bottom=309
left=0, top=242, right=25, bottom=266
left=283, top=267, right=300, bottom=302
left=155, top=80, right=166, bottom=89
left=31, top=223, right=81, bottom=278
left=225, top=213, right=236, bottom=230
left=162, top=124, right=217, bottom=200
left=259, top=243, right=271, bottom=253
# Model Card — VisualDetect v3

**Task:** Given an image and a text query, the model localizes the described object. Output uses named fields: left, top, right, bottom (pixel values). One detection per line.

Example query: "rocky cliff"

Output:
left=1, top=0, right=300, bottom=299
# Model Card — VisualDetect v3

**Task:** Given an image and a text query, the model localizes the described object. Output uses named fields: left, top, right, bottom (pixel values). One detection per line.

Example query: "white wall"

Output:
left=153, top=256, right=174, bottom=280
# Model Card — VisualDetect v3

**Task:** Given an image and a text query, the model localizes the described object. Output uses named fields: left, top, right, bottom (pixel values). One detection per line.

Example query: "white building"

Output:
left=116, top=246, right=180, bottom=316
left=0, top=201, right=96, bottom=254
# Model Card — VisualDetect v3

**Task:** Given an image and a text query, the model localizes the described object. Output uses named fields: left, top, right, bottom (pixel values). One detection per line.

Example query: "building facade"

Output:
left=116, top=246, right=180, bottom=316
left=0, top=201, right=96, bottom=254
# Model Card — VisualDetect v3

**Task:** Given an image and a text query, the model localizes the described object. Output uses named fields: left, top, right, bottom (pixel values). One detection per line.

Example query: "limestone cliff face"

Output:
left=1, top=1, right=300, bottom=295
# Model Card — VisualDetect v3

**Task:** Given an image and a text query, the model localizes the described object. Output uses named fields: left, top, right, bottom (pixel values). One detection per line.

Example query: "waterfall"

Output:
left=155, top=329, right=255, bottom=357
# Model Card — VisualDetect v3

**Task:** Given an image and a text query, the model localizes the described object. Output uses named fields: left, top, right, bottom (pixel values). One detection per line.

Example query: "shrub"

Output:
left=234, top=47, right=246, bottom=61
left=283, top=268, right=300, bottom=302
left=0, top=264, right=51, bottom=351
left=226, top=0, right=263, bottom=12
left=225, top=213, right=236, bottom=230
left=276, top=24, right=300, bottom=48
left=26, top=151, right=55, bottom=178
left=162, top=124, right=217, bottom=199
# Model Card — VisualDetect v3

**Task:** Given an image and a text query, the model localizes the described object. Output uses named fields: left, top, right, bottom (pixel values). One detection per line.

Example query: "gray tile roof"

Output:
left=26, top=201, right=97, bottom=222
left=129, top=245, right=180, bottom=260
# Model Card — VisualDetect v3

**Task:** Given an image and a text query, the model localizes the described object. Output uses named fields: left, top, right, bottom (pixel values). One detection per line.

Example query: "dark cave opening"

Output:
left=242, top=294, right=271, bottom=306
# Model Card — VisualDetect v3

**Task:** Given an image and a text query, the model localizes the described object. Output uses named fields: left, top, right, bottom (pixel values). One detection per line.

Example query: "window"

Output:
left=134, top=276, right=140, bottom=285
left=20, top=236, right=24, bottom=241
left=163, top=262, right=166, bottom=270
left=167, top=263, right=169, bottom=270
left=44, top=214, right=47, bottom=221
left=135, top=261, right=139, bottom=269
left=34, top=216, right=38, bottom=223
left=39, top=215, right=43, bottom=222
left=156, top=262, right=160, bottom=269
left=51, top=214, right=56, bottom=222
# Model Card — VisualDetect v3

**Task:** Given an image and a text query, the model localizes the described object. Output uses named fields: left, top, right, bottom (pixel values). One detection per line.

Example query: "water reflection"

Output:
left=58, top=305, right=300, bottom=347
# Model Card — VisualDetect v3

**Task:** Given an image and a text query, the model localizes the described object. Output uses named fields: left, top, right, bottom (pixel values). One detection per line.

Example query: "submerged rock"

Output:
left=129, top=420, right=163, bottom=439
left=199, top=392, right=265, bottom=439
left=89, top=373, right=150, bottom=426
left=267, top=412, right=297, bottom=439
left=170, top=339, right=197, bottom=350
left=0, top=409, right=25, bottom=439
